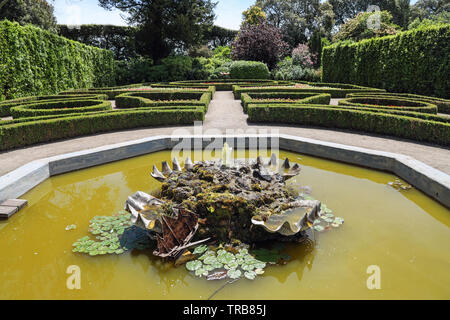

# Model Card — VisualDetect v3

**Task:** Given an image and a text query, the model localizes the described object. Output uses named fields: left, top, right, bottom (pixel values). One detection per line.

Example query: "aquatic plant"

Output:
left=72, top=211, right=133, bottom=256
left=186, top=247, right=267, bottom=281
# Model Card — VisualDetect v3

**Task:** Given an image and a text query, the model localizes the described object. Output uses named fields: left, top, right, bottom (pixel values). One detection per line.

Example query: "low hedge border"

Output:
left=10, top=100, right=112, bottom=118
left=240, top=92, right=331, bottom=113
left=0, top=94, right=108, bottom=117
left=0, top=107, right=205, bottom=151
left=338, top=97, right=438, bottom=114
left=152, top=80, right=293, bottom=91
left=115, top=91, right=212, bottom=111
left=60, top=86, right=216, bottom=100
left=247, top=104, right=450, bottom=146
left=232, top=84, right=385, bottom=99
left=346, top=93, right=450, bottom=115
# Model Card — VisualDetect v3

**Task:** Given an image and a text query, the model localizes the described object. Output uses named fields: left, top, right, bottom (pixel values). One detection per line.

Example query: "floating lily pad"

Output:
left=186, top=260, right=203, bottom=271
left=244, top=271, right=257, bottom=280
left=227, top=269, right=242, bottom=279
left=193, top=245, right=209, bottom=255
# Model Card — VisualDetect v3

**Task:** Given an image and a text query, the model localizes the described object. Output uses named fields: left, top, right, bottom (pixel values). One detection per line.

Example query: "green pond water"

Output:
left=0, top=150, right=449, bottom=300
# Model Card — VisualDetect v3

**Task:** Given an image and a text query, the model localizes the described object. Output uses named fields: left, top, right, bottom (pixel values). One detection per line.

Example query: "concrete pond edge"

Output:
left=0, top=134, right=449, bottom=209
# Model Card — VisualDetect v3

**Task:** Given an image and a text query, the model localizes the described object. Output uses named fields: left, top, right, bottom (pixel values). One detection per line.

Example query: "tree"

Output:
left=256, top=0, right=323, bottom=48
left=332, top=10, right=401, bottom=42
left=231, top=22, right=288, bottom=69
left=327, top=0, right=411, bottom=29
left=98, top=0, right=217, bottom=62
left=0, top=0, right=57, bottom=32
left=410, top=0, right=450, bottom=20
left=242, top=5, right=266, bottom=27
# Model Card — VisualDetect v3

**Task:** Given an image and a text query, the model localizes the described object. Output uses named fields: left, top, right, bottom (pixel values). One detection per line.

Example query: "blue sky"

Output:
left=53, top=0, right=418, bottom=30
left=54, top=0, right=254, bottom=29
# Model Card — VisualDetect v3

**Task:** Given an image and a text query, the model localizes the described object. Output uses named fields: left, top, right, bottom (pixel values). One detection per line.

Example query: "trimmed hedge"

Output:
left=61, top=86, right=216, bottom=100
left=240, top=92, right=331, bottom=113
left=322, top=25, right=450, bottom=98
left=0, top=94, right=108, bottom=117
left=338, top=97, right=438, bottom=114
left=233, top=83, right=385, bottom=99
left=247, top=104, right=450, bottom=146
left=0, top=20, right=115, bottom=100
left=346, top=93, right=450, bottom=115
left=115, top=91, right=212, bottom=111
left=10, top=100, right=112, bottom=118
left=229, top=61, right=271, bottom=80
left=0, top=107, right=205, bottom=151
left=151, top=80, right=291, bottom=91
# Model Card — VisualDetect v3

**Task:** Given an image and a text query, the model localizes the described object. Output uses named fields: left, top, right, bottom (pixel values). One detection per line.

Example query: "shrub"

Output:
left=0, top=20, right=114, bottom=100
left=145, top=56, right=209, bottom=82
left=10, top=100, right=112, bottom=118
left=229, top=61, right=270, bottom=79
left=115, top=57, right=154, bottom=86
left=292, top=44, right=317, bottom=68
left=322, top=25, right=450, bottom=98
left=231, top=22, right=289, bottom=69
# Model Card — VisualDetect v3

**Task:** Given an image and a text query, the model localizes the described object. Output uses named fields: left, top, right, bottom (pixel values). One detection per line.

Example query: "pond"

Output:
left=0, top=150, right=449, bottom=299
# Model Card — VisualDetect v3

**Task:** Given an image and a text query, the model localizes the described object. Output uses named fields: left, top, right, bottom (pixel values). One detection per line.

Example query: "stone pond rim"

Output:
left=0, top=134, right=449, bottom=209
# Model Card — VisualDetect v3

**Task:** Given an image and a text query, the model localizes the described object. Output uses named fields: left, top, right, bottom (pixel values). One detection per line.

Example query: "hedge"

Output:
left=338, top=97, right=438, bottom=114
left=10, top=100, right=112, bottom=118
left=232, top=83, right=385, bottom=99
left=240, top=92, right=331, bottom=113
left=0, top=94, right=108, bottom=117
left=0, top=20, right=115, bottom=100
left=346, top=93, right=450, bottom=115
left=115, top=91, right=212, bottom=111
left=0, top=107, right=204, bottom=151
left=247, top=104, right=450, bottom=146
left=151, top=80, right=291, bottom=91
left=229, top=61, right=271, bottom=80
left=61, top=86, right=216, bottom=100
left=322, top=25, right=450, bottom=98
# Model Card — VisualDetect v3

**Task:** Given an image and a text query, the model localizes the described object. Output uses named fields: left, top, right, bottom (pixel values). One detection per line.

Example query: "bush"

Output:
left=0, top=20, right=114, bottom=100
left=115, top=57, right=154, bottom=86
left=10, top=100, right=112, bottom=118
left=322, top=25, right=450, bottom=98
left=146, top=56, right=209, bottom=82
left=231, top=22, right=289, bottom=69
left=229, top=61, right=270, bottom=79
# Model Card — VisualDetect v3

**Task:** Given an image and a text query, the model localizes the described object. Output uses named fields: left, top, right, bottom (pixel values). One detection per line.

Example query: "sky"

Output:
left=53, top=0, right=253, bottom=30
left=53, top=0, right=418, bottom=30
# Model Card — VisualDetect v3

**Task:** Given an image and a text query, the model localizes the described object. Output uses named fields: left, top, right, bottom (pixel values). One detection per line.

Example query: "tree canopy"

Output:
left=0, top=0, right=57, bottom=32
left=98, top=0, right=217, bottom=61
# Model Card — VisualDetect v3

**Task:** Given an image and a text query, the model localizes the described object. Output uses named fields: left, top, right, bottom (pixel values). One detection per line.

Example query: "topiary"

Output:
left=229, top=61, right=270, bottom=79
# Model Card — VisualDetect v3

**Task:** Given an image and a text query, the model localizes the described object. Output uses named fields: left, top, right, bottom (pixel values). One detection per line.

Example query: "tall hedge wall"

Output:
left=322, top=25, right=450, bottom=98
left=0, top=20, right=115, bottom=100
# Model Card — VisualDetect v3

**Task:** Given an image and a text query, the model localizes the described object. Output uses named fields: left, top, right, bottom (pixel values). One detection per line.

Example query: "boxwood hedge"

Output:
left=338, top=97, right=439, bottom=114
left=233, top=83, right=385, bottom=99
left=346, top=93, right=450, bottom=115
left=151, top=80, right=292, bottom=91
left=247, top=104, right=450, bottom=146
left=115, top=91, right=212, bottom=111
left=10, top=100, right=112, bottom=118
left=0, top=107, right=205, bottom=151
left=240, top=92, right=331, bottom=113
left=0, top=94, right=108, bottom=117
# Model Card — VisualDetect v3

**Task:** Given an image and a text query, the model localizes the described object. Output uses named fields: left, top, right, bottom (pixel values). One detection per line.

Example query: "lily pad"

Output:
left=244, top=271, right=257, bottom=280
left=227, top=269, right=242, bottom=279
left=193, top=245, right=209, bottom=255
left=186, top=260, right=203, bottom=271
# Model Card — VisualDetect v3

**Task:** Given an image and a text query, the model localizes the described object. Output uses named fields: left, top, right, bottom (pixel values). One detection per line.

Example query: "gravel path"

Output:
left=0, top=91, right=449, bottom=176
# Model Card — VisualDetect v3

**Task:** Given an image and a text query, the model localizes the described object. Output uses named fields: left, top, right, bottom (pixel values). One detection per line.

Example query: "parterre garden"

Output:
left=1, top=80, right=449, bottom=151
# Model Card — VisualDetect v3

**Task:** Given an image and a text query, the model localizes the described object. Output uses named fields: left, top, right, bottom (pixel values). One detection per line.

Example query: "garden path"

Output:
left=1, top=91, right=449, bottom=176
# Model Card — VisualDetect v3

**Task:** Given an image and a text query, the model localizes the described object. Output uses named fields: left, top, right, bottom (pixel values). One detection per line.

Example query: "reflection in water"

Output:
left=0, top=150, right=449, bottom=300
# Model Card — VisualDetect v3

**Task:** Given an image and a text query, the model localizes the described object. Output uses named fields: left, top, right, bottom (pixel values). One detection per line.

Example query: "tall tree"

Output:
left=242, top=5, right=266, bottom=27
left=0, top=0, right=57, bottom=32
left=410, top=0, right=450, bottom=20
left=99, top=0, right=217, bottom=61
left=256, top=0, right=322, bottom=48
left=327, top=0, right=411, bottom=29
